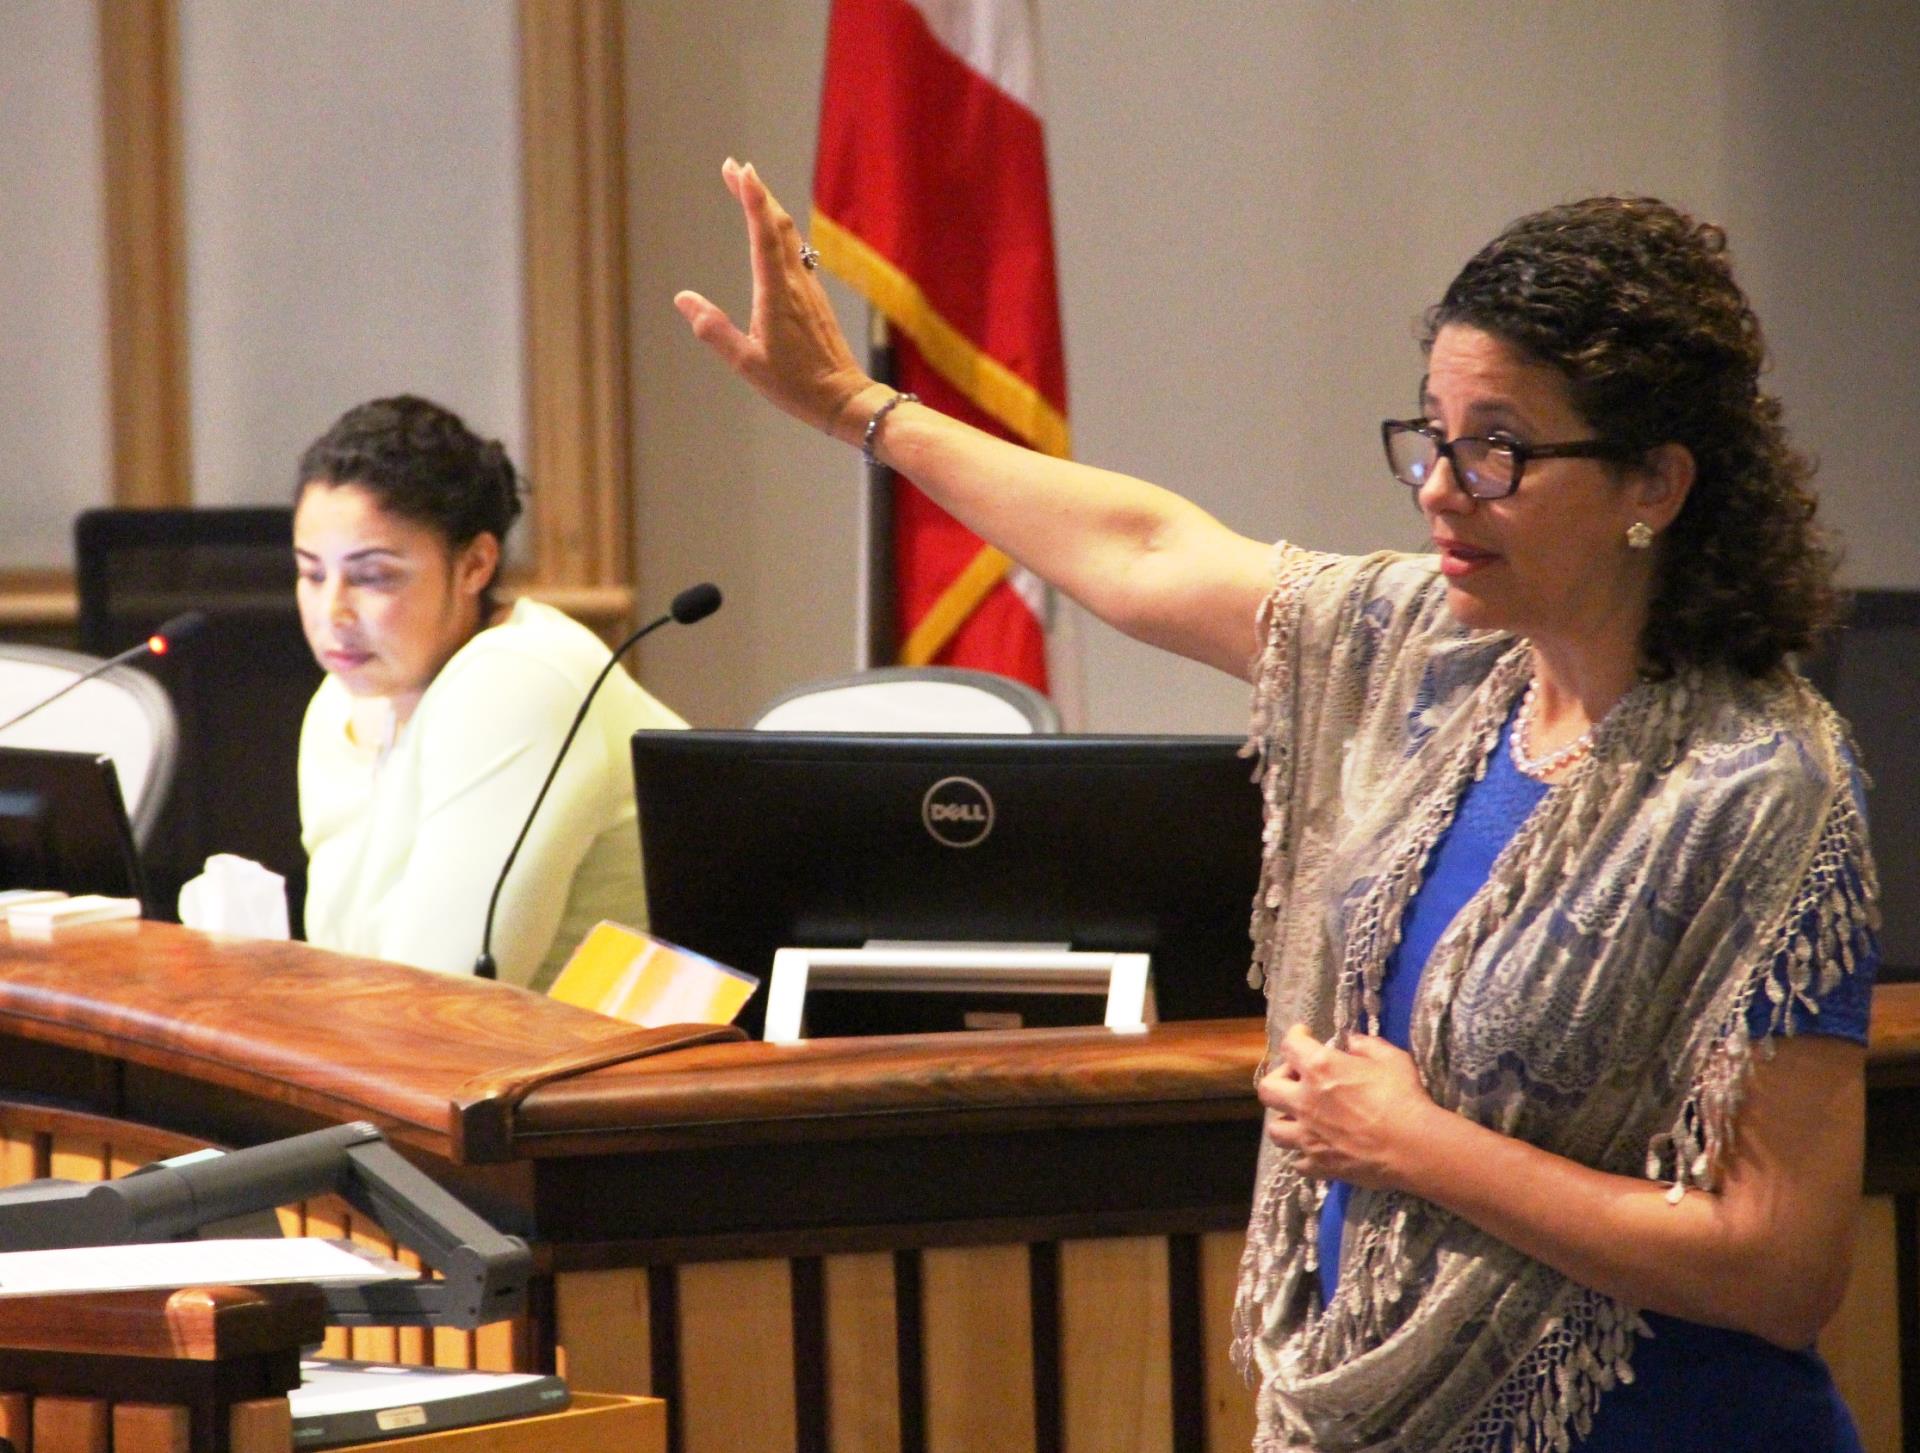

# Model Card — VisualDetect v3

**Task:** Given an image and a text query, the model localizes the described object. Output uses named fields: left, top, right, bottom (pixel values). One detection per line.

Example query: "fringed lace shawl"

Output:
left=1230, top=546, right=1879, bottom=1453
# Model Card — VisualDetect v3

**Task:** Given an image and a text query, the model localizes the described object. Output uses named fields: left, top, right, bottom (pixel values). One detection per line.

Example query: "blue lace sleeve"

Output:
left=1746, top=765, right=1879, bottom=1046
left=1747, top=887, right=1878, bottom=1044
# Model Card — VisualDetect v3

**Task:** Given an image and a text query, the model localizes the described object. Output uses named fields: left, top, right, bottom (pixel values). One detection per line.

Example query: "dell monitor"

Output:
left=631, top=731, right=1265, bottom=1037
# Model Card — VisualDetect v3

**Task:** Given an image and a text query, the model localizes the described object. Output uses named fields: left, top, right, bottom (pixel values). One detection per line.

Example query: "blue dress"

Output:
left=1316, top=706, right=1874, bottom=1451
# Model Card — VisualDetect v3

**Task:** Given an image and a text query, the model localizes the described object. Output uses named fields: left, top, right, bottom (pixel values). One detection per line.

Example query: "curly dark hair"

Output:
left=1423, top=196, right=1838, bottom=678
left=296, top=395, right=524, bottom=610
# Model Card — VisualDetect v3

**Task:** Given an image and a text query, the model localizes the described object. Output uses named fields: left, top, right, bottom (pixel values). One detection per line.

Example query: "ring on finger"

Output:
left=799, top=242, right=821, bottom=271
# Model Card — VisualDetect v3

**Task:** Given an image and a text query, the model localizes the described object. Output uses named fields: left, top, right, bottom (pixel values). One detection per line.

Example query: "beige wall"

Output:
left=1716, top=1, right=1920, bottom=590
left=1, top=0, right=110, bottom=568
left=625, top=1, right=860, bottom=728
left=0, top=0, right=523, bottom=570
left=179, top=0, right=523, bottom=506
left=628, top=0, right=1920, bottom=733
left=4, top=2, right=1915, bottom=734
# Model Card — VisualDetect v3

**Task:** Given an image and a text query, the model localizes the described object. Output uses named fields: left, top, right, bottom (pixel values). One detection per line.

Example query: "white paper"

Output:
left=0, top=1237, right=413, bottom=1298
left=5, top=894, right=139, bottom=931
left=0, top=890, right=67, bottom=918
left=292, top=1362, right=549, bottom=1416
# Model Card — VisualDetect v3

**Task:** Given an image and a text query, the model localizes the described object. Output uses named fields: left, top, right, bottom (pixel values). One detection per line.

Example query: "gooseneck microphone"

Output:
left=0, top=611, right=208, bottom=735
left=473, top=583, right=722, bottom=980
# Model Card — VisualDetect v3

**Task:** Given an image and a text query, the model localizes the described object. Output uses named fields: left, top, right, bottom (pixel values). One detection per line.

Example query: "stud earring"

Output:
left=1626, top=521, right=1654, bottom=550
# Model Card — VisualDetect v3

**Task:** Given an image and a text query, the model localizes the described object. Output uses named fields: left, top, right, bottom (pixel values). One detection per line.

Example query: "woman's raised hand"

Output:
left=674, top=159, right=889, bottom=445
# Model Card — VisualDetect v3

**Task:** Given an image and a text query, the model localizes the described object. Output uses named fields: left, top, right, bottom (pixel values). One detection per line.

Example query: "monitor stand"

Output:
left=762, top=941, right=1153, bottom=1043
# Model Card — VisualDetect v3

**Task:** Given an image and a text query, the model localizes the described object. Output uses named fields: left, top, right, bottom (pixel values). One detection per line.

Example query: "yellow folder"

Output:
left=548, top=921, right=757, bottom=1027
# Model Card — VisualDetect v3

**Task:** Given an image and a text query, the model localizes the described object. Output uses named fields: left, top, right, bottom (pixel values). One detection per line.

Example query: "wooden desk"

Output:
left=1, top=923, right=1915, bottom=1453
left=0, top=1283, right=325, bottom=1452
left=338, top=1394, right=663, bottom=1453
left=0, top=1283, right=661, bottom=1453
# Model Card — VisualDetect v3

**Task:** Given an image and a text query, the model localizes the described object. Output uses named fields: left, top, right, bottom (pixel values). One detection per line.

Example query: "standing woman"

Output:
left=293, top=395, right=684, bottom=991
left=677, top=162, right=1878, bottom=1450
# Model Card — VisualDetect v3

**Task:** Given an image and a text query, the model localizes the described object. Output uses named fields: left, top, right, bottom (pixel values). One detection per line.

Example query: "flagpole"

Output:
left=857, top=309, right=898, bottom=669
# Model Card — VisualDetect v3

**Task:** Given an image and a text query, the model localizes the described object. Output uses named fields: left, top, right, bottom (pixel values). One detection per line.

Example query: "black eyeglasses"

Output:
left=1381, top=419, right=1635, bottom=500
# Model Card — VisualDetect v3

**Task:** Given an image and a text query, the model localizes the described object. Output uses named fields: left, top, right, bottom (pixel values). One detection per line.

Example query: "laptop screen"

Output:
left=0, top=746, right=147, bottom=911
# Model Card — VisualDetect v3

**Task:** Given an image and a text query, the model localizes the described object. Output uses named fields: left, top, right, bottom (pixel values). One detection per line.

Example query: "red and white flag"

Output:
left=812, top=0, right=1069, bottom=693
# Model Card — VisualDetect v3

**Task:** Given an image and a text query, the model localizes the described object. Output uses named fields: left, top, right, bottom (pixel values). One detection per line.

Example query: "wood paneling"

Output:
left=111, top=1401, right=191, bottom=1453
left=0, top=571, right=80, bottom=630
left=678, top=1259, right=797, bottom=1453
left=555, top=1267, right=652, bottom=1394
left=0, top=1392, right=28, bottom=1449
left=432, top=1323, right=478, bottom=1372
left=1060, top=1237, right=1172, bottom=1453
left=227, top=1397, right=290, bottom=1453
left=1821, top=1195, right=1902, bottom=1453
left=97, top=0, right=190, bottom=509
left=1199, top=1230, right=1256, bottom=1453
left=48, top=1135, right=109, bottom=1184
left=824, top=1252, right=900, bottom=1453
left=301, top=1197, right=353, bottom=1361
left=923, top=1244, right=1035, bottom=1453
left=395, top=1249, right=429, bottom=1367
left=32, top=1395, right=109, bottom=1453
left=346, top=1213, right=400, bottom=1364
left=0, top=1103, right=211, bottom=1174
left=474, top=1319, right=520, bottom=1374
left=1, top=1127, right=37, bottom=1186
left=518, top=0, right=634, bottom=602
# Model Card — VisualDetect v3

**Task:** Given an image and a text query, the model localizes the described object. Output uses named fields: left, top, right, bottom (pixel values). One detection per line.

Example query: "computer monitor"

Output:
left=631, top=731, right=1265, bottom=1037
left=0, top=747, right=149, bottom=910
left=1802, top=590, right=1920, bottom=983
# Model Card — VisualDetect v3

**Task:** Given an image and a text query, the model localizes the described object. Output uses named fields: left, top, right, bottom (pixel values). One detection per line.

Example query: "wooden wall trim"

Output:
left=98, top=0, right=190, bottom=509
left=0, top=571, right=79, bottom=629
left=519, top=0, right=634, bottom=601
left=0, top=579, right=634, bottom=635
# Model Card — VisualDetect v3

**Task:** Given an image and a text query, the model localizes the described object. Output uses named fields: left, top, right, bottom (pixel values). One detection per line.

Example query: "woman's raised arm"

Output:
left=673, top=159, right=1274, bottom=679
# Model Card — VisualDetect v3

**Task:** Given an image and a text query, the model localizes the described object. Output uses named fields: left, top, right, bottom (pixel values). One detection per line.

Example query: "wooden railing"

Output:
left=0, top=1282, right=324, bottom=1453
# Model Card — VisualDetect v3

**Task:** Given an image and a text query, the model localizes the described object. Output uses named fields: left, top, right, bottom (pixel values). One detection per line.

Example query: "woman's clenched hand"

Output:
left=1257, top=1023, right=1442, bottom=1191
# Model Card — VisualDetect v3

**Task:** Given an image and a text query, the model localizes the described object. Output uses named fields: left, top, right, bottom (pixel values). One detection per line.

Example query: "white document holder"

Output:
left=762, top=940, right=1153, bottom=1044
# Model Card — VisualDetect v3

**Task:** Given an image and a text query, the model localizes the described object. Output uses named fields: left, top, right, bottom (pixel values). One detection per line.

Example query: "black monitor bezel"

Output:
left=630, top=729, right=1266, bottom=1038
left=0, top=746, right=149, bottom=912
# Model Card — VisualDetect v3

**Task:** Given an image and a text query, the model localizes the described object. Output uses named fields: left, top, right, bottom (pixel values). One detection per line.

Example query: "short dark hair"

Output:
left=1424, top=196, right=1838, bottom=679
left=296, top=395, right=523, bottom=607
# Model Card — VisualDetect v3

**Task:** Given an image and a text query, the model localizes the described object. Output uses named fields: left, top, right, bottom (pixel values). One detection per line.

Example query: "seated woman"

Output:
left=292, top=395, right=684, bottom=991
left=678, top=165, right=1879, bottom=1450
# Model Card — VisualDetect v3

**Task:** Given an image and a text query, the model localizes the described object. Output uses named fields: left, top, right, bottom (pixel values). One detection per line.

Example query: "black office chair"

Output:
left=1801, top=589, right=1920, bottom=983
left=74, top=507, right=321, bottom=931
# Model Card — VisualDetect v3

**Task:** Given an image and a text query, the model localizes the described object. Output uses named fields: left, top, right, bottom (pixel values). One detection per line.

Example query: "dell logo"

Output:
left=921, top=776, right=995, bottom=849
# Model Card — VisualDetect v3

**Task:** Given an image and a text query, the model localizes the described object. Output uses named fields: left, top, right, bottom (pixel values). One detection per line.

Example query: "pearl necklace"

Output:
left=1512, top=677, right=1596, bottom=781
